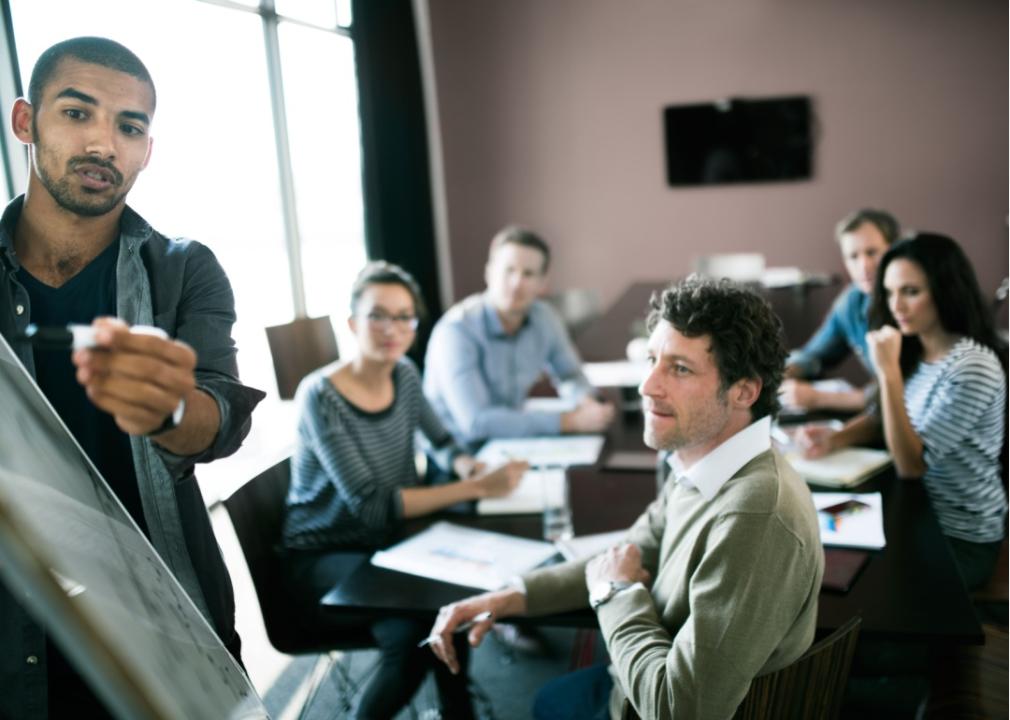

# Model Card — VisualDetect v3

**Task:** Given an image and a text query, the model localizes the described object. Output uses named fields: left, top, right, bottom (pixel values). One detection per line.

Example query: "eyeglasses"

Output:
left=365, top=311, right=419, bottom=331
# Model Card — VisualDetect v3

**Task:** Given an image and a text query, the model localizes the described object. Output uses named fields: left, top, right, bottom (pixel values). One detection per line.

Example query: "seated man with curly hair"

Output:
left=426, top=276, right=825, bottom=720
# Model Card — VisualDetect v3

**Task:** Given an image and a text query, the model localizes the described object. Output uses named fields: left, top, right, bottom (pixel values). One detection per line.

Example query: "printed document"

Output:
left=813, top=492, right=886, bottom=549
left=371, top=522, right=559, bottom=590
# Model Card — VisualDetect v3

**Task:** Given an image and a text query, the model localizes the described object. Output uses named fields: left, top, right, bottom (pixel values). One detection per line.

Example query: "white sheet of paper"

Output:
left=477, top=469, right=566, bottom=515
left=555, top=530, right=628, bottom=561
left=476, top=435, right=605, bottom=468
left=813, top=492, right=886, bottom=549
left=523, top=397, right=578, bottom=413
left=583, top=361, right=649, bottom=388
left=371, top=522, right=559, bottom=590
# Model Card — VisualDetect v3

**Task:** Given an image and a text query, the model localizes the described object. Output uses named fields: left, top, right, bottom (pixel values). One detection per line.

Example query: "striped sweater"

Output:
left=904, top=338, right=1007, bottom=543
left=282, top=358, right=460, bottom=550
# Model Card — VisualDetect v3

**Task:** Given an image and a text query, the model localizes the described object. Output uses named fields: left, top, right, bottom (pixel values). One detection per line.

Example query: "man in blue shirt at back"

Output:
left=424, top=225, right=614, bottom=449
left=781, top=208, right=900, bottom=412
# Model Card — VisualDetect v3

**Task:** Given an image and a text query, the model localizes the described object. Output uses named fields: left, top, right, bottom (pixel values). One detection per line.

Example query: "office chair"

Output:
left=223, top=458, right=396, bottom=718
left=265, top=316, right=340, bottom=400
left=618, top=616, right=862, bottom=720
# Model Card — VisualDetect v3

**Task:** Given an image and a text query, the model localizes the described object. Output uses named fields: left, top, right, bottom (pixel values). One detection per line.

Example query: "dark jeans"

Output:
left=946, top=536, right=1002, bottom=591
left=284, top=549, right=474, bottom=720
left=532, top=663, right=613, bottom=720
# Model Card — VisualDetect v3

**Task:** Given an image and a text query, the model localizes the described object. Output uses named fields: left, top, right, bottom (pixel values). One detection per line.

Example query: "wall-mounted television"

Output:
left=663, top=95, right=813, bottom=187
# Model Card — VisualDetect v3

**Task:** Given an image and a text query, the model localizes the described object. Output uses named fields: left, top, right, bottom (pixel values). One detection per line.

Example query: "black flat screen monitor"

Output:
left=664, top=95, right=812, bottom=187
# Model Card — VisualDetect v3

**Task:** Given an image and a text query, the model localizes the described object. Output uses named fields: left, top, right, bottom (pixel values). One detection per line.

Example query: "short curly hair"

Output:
left=646, top=276, right=786, bottom=420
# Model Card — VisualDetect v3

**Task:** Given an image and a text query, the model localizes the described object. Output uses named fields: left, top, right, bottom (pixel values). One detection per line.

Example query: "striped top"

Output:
left=904, top=338, right=1007, bottom=543
left=281, top=358, right=461, bottom=550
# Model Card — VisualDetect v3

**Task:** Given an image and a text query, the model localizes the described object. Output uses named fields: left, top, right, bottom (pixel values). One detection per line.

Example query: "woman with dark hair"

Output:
left=281, top=261, right=526, bottom=719
left=800, top=233, right=1007, bottom=589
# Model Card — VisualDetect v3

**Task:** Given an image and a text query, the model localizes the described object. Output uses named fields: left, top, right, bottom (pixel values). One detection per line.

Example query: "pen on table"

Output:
left=417, top=611, right=493, bottom=647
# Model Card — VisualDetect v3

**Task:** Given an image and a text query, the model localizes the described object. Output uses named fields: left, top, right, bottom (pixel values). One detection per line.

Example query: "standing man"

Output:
left=0, top=37, right=264, bottom=718
left=781, top=208, right=900, bottom=412
left=424, top=225, right=614, bottom=449
left=427, top=277, right=824, bottom=720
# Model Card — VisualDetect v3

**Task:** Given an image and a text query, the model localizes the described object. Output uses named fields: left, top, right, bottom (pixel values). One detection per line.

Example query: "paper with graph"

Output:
left=371, top=522, right=558, bottom=590
left=0, top=333, right=264, bottom=719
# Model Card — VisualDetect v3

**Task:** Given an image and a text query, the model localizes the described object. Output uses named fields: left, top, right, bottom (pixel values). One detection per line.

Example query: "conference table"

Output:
left=321, top=280, right=984, bottom=646
left=321, top=408, right=983, bottom=645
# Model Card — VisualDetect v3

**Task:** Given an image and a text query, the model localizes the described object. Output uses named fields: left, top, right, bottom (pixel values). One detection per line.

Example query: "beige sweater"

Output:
left=522, top=449, right=824, bottom=720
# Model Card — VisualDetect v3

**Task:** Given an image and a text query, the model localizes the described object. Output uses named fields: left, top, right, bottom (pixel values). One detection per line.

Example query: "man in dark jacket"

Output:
left=0, top=36, right=264, bottom=718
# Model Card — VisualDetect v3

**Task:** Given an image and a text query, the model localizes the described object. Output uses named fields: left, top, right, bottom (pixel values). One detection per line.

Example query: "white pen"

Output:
left=416, top=611, right=494, bottom=647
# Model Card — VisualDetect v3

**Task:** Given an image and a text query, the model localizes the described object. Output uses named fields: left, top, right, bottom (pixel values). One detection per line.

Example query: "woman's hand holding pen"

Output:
left=452, top=455, right=485, bottom=479
left=795, top=425, right=835, bottom=459
left=465, top=460, right=528, bottom=498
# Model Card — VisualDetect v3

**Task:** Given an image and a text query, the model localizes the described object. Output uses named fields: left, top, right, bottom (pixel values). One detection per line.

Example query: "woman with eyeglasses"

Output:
left=799, top=233, right=1007, bottom=590
left=281, top=261, right=526, bottom=719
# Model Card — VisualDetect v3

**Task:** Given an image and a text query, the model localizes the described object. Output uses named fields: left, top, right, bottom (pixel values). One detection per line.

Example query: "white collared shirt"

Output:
left=667, top=416, right=772, bottom=501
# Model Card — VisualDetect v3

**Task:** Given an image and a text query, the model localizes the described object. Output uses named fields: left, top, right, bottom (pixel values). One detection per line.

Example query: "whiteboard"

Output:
left=0, top=333, right=266, bottom=719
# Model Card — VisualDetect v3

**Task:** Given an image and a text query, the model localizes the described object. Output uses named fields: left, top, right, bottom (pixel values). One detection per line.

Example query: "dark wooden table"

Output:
left=322, top=410, right=983, bottom=644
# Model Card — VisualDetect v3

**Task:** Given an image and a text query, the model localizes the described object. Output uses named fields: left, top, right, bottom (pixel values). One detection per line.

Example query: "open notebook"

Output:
left=786, top=448, right=892, bottom=488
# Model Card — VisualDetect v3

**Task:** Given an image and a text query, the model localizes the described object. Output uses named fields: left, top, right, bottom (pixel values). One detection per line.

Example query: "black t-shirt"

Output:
left=17, top=239, right=146, bottom=718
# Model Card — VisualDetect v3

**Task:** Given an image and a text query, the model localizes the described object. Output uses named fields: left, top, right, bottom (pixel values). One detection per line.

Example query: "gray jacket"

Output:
left=0, top=195, right=265, bottom=718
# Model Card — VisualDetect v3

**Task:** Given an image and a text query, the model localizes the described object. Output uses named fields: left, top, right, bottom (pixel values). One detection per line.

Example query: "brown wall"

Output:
left=425, top=0, right=1008, bottom=317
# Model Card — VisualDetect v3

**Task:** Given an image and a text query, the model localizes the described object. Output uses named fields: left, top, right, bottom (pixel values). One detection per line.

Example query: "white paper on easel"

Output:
left=371, top=522, right=559, bottom=590
left=0, top=332, right=265, bottom=719
left=477, top=469, right=566, bottom=515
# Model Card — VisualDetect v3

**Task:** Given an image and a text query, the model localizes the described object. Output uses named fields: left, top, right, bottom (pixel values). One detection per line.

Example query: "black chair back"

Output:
left=224, top=458, right=367, bottom=654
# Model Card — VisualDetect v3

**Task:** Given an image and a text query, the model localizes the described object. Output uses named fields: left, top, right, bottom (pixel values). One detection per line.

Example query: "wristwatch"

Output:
left=589, top=580, right=636, bottom=611
left=148, top=397, right=186, bottom=437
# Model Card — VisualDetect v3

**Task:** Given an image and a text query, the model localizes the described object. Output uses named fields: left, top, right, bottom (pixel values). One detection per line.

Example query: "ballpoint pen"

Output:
left=416, top=611, right=494, bottom=647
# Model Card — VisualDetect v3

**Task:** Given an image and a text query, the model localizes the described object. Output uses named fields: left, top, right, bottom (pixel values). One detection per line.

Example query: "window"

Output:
left=6, top=0, right=367, bottom=399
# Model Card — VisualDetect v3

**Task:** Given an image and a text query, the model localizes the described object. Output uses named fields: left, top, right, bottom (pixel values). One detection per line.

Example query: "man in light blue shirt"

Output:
left=781, top=208, right=899, bottom=412
left=424, top=226, right=614, bottom=448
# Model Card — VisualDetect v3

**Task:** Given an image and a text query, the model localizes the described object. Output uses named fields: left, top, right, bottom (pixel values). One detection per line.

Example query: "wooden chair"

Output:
left=733, top=616, right=862, bottom=720
left=265, top=316, right=340, bottom=399
left=223, top=458, right=383, bottom=718
left=619, top=616, right=862, bottom=720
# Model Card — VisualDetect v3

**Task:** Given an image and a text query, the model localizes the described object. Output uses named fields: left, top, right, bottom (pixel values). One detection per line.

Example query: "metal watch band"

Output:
left=591, top=580, right=636, bottom=611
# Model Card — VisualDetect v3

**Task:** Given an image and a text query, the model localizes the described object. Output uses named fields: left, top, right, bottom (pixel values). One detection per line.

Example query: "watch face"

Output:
left=590, top=581, right=613, bottom=605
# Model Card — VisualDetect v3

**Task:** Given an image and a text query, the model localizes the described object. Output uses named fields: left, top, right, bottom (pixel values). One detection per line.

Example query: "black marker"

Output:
left=14, top=324, right=99, bottom=350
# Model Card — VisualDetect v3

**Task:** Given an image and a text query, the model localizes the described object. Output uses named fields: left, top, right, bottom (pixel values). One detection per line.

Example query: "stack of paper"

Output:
left=371, top=522, right=559, bottom=590
left=786, top=447, right=892, bottom=488
left=813, top=492, right=886, bottom=549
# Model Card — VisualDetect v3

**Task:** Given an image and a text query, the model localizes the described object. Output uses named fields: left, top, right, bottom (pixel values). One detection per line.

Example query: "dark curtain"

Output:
left=352, top=0, right=441, bottom=366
